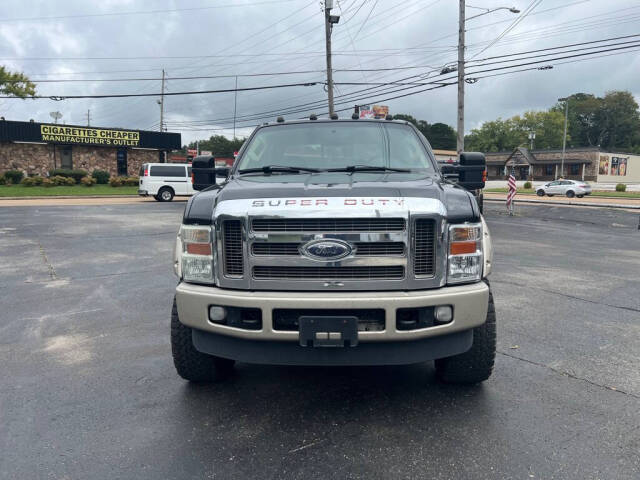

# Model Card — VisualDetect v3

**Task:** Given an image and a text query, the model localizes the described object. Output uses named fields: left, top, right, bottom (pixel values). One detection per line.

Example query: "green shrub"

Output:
left=109, top=177, right=123, bottom=187
left=50, top=175, right=75, bottom=186
left=0, top=174, right=5, bottom=185
left=4, top=170, right=24, bottom=184
left=21, top=176, right=45, bottom=186
left=41, top=178, right=54, bottom=187
left=615, top=183, right=626, bottom=192
left=123, top=176, right=139, bottom=186
left=49, top=168, right=88, bottom=184
left=524, top=181, right=532, bottom=189
left=91, top=169, right=110, bottom=184
left=81, top=176, right=97, bottom=187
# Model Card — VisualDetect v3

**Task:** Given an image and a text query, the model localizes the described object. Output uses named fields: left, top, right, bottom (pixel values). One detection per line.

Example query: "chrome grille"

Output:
left=253, top=266, right=404, bottom=280
left=413, top=219, right=436, bottom=276
left=251, top=242, right=405, bottom=256
left=222, top=220, right=244, bottom=277
left=251, top=218, right=405, bottom=233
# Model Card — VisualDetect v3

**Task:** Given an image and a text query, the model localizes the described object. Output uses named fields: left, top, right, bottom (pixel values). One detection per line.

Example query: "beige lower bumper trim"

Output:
left=175, top=281, right=489, bottom=342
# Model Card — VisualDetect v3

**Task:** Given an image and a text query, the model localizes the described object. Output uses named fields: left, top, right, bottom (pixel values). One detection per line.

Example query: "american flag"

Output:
left=506, top=172, right=517, bottom=208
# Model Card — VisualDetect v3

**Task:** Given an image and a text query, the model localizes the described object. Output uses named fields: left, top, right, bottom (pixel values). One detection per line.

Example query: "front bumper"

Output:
left=138, top=189, right=148, bottom=196
left=176, top=282, right=489, bottom=366
left=176, top=281, right=489, bottom=342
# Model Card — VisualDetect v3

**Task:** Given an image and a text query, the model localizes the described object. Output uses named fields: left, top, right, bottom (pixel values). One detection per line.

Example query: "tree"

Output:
left=187, top=135, right=245, bottom=156
left=392, top=114, right=456, bottom=149
left=597, top=91, right=640, bottom=150
left=0, top=66, right=36, bottom=98
left=429, top=123, right=457, bottom=150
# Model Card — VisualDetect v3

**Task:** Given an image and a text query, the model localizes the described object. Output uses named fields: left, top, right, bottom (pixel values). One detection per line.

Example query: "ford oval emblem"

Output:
left=300, top=239, right=353, bottom=261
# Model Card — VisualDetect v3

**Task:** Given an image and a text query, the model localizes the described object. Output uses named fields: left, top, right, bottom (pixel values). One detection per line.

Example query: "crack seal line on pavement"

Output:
left=37, top=240, right=57, bottom=281
left=498, top=350, right=640, bottom=400
left=492, top=279, right=640, bottom=313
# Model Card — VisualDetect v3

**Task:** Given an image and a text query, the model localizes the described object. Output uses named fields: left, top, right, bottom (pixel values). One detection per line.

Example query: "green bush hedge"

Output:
left=81, top=176, right=97, bottom=187
left=91, top=169, right=110, bottom=184
left=4, top=170, right=24, bottom=184
left=524, top=181, right=532, bottom=189
left=50, top=175, right=76, bottom=186
left=21, top=176, right=45, bottom=186
left=49, top=169, right=88, bottom=184
left=109, top=177, right=123, bottom=187
left=616, top=183, right=626, bottom=192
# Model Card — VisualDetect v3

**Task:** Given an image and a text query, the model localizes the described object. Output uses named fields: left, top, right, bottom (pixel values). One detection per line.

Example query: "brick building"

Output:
left=486, top=147, right=602, bottom=181
left=0, top=119, right=181, bottom=178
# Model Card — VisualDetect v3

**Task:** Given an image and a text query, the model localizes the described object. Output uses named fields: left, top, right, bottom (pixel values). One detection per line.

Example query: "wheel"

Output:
left=577, top=194, right=584, bottom=198
left=153, top=194, right=162, bottom=202
left=158, top=187, right=174, bottom=202
left=547, top=194, right=554, bottom=197
left=536, top=189, right=545, bottom=197
left=566, top=190, right=575, bottom=198
left=435, top=288, right=496, bottom=385
left=171, top=298, right=235, bottom=382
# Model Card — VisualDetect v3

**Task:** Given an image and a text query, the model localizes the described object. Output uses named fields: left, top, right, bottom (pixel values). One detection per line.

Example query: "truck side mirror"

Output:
left=214, top=166, right=230, bottom=180
left=457, top=152, right=486, bottom=190
left=191, top=156, right=216, bottom=191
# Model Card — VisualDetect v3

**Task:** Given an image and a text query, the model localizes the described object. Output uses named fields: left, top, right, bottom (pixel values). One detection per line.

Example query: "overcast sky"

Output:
left=1, top=0, right=639, bottom=146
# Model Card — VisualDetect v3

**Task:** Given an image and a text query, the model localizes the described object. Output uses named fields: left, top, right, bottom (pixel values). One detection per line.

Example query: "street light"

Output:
left=456, top=4, right=520, bottom=155
left=558, top=97, right=569, bottom=179
left=466, top=5, right=520, bottom=21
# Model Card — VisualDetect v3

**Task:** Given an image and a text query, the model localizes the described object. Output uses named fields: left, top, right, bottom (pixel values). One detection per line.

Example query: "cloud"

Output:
left=0, top=0, right=638, bottom=146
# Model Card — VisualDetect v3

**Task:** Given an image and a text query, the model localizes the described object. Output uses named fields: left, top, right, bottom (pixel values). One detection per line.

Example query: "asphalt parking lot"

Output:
left=1, top=201, right=639, bottom=479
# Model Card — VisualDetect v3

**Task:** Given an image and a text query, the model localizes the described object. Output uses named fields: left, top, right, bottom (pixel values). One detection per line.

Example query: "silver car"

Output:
left=536, top=180, right=592, bottom=198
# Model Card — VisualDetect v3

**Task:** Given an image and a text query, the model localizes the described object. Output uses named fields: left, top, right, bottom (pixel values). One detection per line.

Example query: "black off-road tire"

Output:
left=435, top=289, right=496, bottom=384
left=171, top=298, right=234, bottom=382
left=158, top=187, right=175, bottom=202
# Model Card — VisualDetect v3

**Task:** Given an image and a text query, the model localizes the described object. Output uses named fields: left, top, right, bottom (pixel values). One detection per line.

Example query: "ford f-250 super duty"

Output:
left=171, top=117, right=495, bottom=384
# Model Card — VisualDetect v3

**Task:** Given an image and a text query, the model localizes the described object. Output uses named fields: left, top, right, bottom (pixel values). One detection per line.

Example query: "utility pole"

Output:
left=233, top=75, right=238, bottom=139
left=456, top=5, right=519, bottom=156
left=324, top=0, right=339, bottom=116
left=558, top=97, right=569, bottom=179
left=456, top=0, right=465, bottom=155
left=86, top=109, right=91, bottom=127
left=159, top=69, right=166, bottom=132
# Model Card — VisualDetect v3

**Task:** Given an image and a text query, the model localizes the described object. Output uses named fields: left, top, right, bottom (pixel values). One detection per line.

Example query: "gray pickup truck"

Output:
left=171, top=117, right=495, bottom=384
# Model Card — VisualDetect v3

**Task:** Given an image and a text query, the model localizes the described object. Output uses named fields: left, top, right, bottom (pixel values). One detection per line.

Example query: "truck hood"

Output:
left=183, top=172, right=480, bottom=224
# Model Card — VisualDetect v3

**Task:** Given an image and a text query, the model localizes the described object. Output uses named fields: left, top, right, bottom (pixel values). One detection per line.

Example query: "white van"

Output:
left=138, top=163, right=194, bottom=202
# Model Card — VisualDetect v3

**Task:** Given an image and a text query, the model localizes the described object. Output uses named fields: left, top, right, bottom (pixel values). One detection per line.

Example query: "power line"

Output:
left=0, top=0, right=299, bottom=23
left=0, top=81, right=320, bottom=99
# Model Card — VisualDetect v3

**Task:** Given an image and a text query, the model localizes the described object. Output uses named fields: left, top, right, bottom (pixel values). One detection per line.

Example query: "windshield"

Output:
left=236, top=122, right=436, bottom=173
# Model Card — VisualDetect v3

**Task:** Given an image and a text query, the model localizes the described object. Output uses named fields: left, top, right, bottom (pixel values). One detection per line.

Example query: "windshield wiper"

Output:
left=238, top=165, right=321, bottom=175
left=327, top=165, right=411, bottom=173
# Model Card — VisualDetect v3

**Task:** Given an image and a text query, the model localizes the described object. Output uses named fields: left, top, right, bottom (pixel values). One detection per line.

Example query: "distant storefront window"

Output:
left=60, top=146, right=72, bottom=169
left=599, top=155, right=609, bottom=175
left=570, top=164, right=580, bottom=175
left=545, top=165, right=554, bottom=175
left=611, top=157, right=627, bottom=176
left=117, top=148, right=128, bottom=176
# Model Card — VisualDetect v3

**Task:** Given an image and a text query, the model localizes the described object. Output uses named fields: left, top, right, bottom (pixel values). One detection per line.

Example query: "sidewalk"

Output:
left=485, top=180, right=640, bottom=192
left=484, top=192, right=640, bottom=210
left=0, top=196, right=188, bottom=207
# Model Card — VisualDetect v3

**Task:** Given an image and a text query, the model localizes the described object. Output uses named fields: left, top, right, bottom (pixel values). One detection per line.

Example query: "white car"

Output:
left=536, top=180, right=592, bottom=198
left=138, top=163, right=196, bottom=202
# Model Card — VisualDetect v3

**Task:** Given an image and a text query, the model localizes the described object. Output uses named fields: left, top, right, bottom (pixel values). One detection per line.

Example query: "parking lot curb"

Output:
left=0, top=194, right=139, bottom=200
left=485, top=197, right=640, bottom=210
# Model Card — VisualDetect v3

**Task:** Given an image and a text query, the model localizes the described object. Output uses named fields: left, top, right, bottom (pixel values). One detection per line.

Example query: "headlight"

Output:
left=447, top=223, right=482, bottom=284
left=180, top=225, right=215, bottom=284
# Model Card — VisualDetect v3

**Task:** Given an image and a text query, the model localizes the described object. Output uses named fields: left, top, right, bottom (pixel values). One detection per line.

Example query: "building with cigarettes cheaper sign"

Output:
left=0, top=119, right=181, bottom=177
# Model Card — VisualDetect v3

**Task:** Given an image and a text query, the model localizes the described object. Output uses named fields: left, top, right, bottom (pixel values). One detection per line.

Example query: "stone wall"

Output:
left=1, top=142, right=163, bottom=177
